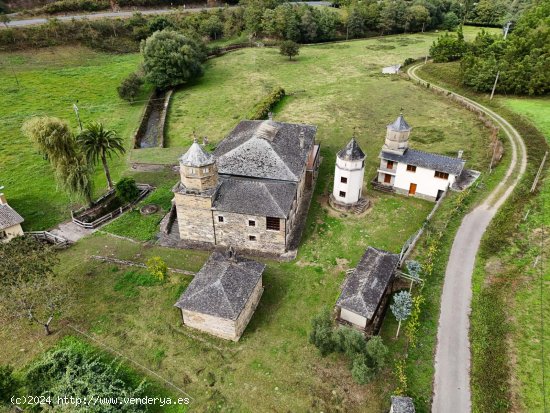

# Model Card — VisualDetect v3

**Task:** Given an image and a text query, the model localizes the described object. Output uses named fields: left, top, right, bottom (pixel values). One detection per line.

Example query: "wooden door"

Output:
left=384, top=174, right=391, bottom=183
left=409, top=183, right=417, bottom=195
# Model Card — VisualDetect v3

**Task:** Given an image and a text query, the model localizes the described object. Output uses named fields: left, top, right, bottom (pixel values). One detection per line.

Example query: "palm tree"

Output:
left=77, top=122, right=125, bottom=190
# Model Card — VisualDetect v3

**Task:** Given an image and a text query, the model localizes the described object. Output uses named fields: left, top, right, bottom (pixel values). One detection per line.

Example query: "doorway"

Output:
left=436, top=189, right=444, bottom=201
left=409, top=183, right=417, bottom=195
left=384, top=174, right=392, bottom=183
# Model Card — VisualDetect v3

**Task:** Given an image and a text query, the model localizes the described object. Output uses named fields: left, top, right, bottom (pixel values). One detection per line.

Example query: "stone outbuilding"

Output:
left=0, top=193, right=24, bottom=243
left=335, top=246, right=400, bottom=335
left=390, top=396, right=415, bottom=413
left=174, top=250, right=265, bottom=341
left=375, top=114, right=466, bottom=201
left=171, top=119, right=320, bottom=254
left=329, top=138, right=370, bottom=213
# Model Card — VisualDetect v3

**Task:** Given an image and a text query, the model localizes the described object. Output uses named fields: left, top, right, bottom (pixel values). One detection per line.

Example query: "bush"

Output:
left=146, top=256, right=168, bottom=282
left=334, top=326, right=366, bottom=358
left=351, top=354, right=374, bottom=385
left=117, top=72, right=144, bottom=103
left=429, top=30, right=467, bottom=63
left=247, top=87, right=285, bottom=120
left=0, top=365, right=19, bottom=404
left=115, top=177, right=139, bottom=204
left=365, top=335, right=388, bottom=371
left=309, top=307, right=336, bottom=357
left=441, top=12, right=459, bottom=31
left=403, top=57, right=416, bottom=66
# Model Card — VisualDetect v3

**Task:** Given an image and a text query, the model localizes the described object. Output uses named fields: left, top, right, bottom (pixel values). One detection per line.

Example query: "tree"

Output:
left=77, top=122, right=125, bottom=190
left=0, top=13, right=10, bottom=28
left=22, top=116, right=93, bottom=203
left=309, top=307, right=336, bottom=356
left=365, top=335, right=388, bottom=370
left=0, top=237, right=69, bottom=335
left=200, top=14, right=223, bottom=40
left=441, top=11, right=460, bottom=31
left=117, top=72, right=143, bottom=103
left=279, top=40, right=300, bottom=61
left=405, top=4, right=430, bottom=32
left=141, top=30, right=205, bottom=90
left=334, top=326, right=366, bottom=357
left=115, top=177, right=139, bottom=203
left=429, top=30, right=467, bottom=62
left=351, top=354, right=374, bottom=384
left=300, top=7, right=318, bottom=42
left=390, top=290, right=412, bottom=338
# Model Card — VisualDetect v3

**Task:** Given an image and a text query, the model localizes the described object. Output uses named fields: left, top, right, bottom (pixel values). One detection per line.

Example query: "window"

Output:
left=386, top=160, right=394, bottom=169
left=266, top=216, right=281, bottom=231
left=340, top=177, right=348, bottom=184
left=203, top=167, right=209, bottom=173
left=434, top=171, right=449, bottom=180
left=407, top=165, right=417, bottom=172
left=0, top=230, right=6, bottom=239
left=218, top=216, right=224, bottom=223
left=248, top=220, right=256, bottom=227
left=189, top=167, right=196, bottom=175
left=339, top=191, right=346, bottom=198
left=249, top=235, right=257, bottom=241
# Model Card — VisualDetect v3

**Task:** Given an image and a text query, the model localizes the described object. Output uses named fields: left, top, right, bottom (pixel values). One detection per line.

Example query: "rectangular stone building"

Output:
left=0, top=193, right=24, bottom=243
left=172, top=119, right=320, bottom=254
left=174, top=250, right=265, bottom=341
left=335, top=246, right=400, bottom=335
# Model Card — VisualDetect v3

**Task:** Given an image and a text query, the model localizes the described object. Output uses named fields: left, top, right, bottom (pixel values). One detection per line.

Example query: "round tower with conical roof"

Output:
left=383, top=113, right=411, bottom=154
left=179, top=138, right=218, bottom=192
left=332, top=138, right=366, bottom=206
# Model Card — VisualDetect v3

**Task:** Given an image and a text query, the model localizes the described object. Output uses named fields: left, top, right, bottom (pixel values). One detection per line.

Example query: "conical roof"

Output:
left=387, top=114, right=411, bottom=132
left=337, top=138, right=365, bottom=161
left=180, top=139, right=215, bottom=167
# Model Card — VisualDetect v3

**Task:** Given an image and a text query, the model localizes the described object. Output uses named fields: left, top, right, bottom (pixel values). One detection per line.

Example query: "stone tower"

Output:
left=383, top=113, right=411, bottom=154
left=173, top=139, right=218, bottom=244
left=332, top=138, right=366, bottom=206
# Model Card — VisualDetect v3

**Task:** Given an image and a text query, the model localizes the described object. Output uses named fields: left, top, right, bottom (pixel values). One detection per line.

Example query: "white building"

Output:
left=0, top=193, right=24, bottom=243
left=376, top=114, right=465, bottom=201
left=332, top=138, right=366, bottom=205
left=382, top=64, right=401, bottom=74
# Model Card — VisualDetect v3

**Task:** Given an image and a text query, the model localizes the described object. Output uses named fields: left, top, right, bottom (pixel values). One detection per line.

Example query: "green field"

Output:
left=418, top=61, right=550, bottom=413
left=0, top=28, right=499, bottom=412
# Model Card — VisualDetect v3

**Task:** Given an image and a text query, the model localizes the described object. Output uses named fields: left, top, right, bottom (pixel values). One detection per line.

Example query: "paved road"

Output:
left=5, top=2, right=331, bottom=28
left=408, top=63, right=527, bottom=413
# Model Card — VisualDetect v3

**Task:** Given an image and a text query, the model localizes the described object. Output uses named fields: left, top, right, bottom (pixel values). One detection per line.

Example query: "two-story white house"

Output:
left=376, top=114, right=465, bottom=201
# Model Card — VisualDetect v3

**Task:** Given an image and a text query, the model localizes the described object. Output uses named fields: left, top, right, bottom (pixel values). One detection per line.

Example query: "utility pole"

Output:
left=73, top=101, right=83, bottom=132
left=490, top=21, right=512, bottom=100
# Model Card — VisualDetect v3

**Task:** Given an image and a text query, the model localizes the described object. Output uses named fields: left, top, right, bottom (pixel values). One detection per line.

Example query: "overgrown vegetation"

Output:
left=246, top=86, right=285, bottom=120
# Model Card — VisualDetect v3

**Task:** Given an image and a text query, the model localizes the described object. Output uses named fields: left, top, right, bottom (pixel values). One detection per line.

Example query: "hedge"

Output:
left=247, top=87, right=285, bottom=120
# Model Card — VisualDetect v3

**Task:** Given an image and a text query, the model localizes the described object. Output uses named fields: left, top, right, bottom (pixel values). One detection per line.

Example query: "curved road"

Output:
left=408, top=63, right=527, bottom=413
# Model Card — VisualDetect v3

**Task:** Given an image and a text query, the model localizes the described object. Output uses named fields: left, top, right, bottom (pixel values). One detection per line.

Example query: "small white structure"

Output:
left=382, top=64, right=401, bottom=75
left=0, top=193, right=24, bottom=243
left=376, top=114, right=465, bottom=201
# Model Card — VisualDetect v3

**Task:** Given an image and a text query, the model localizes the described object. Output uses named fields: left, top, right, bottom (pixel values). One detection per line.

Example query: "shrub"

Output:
left=365, top=335, right=388, bottom=371
left=334, top=326, right=366, bottom=358
left=309, top=307, right=336, bottom=357
left=117, top=72, right=144, bottom=103
left=0, top=365, right=19, bottom=404
left=403, top=57, right=416, bottom=66
left=115, top=177, right=139, bottom=204
left=429, top=29, right=467, bottom=63
left=146, top=256, right=168, bottom=282
left=279, top=40, right=300, bottom=60
left=351, top=354, right=374, bottom=385
left=247, top=87, right=285, bottom=120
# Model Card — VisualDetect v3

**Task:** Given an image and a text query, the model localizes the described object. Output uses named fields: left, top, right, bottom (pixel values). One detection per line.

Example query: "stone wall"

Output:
left=174, top=192, right=216, bottom=243
left=0, top=224, right=23, bottom=243
left=234, top=278, right=263, bottom=340
left=181, top=309, right=237, bottom=341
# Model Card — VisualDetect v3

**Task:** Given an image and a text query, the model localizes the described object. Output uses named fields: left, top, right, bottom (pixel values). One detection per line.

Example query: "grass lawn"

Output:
left=418, top=61, right=550, bottom=412
left=0, top=27, right=498, bottom=412
left=0, top=46, right=151, bottom=230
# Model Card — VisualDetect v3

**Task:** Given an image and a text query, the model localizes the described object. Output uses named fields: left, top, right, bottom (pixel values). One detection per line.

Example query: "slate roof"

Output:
left=174, top=251, right=265, bottom=320
left=391, top=396, right=415, bottom=413
left=336, top=247, right=400, bottom=320
left=0, top=203, right=24, bottom=230
left=338, top=138, right=365, bottom=161
left=388, top=114, right=411, bottom=132
left=214, top=120, right=317, bottom=182
left=380, top=148, right=465, bottom=176
left=213, top=177, right=296, bottom=219
left=180, top=140, right=215, bottom=167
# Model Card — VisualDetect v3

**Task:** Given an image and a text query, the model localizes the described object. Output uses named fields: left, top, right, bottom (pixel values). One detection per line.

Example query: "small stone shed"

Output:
left=335, top=246, right=400, bottom=335
left=390, top=395, right=415, bottom=413
left=174, top=250, right=265, bottom=341
left=0, top=193, right=24, bottom=243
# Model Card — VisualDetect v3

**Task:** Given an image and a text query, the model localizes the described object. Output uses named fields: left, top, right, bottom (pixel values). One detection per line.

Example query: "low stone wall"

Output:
left=157, top=89, right=173, bottom=148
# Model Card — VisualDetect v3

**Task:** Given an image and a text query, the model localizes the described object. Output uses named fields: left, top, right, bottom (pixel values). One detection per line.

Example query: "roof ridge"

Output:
left=260, top=182, right=285, bottom=216
left=407, top=147, right=462, bottom=161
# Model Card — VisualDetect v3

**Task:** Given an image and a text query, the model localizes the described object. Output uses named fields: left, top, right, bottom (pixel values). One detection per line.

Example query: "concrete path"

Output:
left=5, top=2, right=331, bottom=28
left=408, top=63, right=527, bottom=413
left=49, top=220, right=94, bottom=243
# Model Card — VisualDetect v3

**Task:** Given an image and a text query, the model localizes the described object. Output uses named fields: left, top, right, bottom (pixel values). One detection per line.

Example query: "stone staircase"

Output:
left=353, top=198, right=370, bottom=214
left=371, top=179, right=395, bottom=193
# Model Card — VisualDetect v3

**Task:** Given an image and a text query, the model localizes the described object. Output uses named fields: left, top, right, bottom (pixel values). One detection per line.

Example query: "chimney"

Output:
left=458, top=150, right=464, bottom=159
left=299, top=131, right=305, bottom=149
left=268, top=112, right=273, bottom=121
left=0, top=193, right=6, bottom=205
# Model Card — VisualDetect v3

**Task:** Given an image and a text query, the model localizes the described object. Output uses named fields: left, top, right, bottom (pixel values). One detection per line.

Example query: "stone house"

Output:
left=174, top=250, right=265, bottom=341
left=335, top=246, right=400, bottom=335
left=172, top=119, right=320, bottom=254
left=0, top=193, right=24, bottom=243
left=376, top=114, right=465, bottom=201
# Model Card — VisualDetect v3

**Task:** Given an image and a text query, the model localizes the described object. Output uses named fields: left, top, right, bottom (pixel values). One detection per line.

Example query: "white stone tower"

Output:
left=332, top=138, right=366, bottom=206
left=382, top=113, right=411, bottom=154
